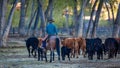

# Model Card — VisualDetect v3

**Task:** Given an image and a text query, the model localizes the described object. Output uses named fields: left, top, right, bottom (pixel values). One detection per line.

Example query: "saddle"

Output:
left=41, top=36, right=59, bottom=49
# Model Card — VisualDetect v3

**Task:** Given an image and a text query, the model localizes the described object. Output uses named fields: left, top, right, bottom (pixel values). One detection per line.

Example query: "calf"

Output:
left=38, top=47, right=47, bottom=62
left=38, top=38, right=47, bottom=62
left=61, top=46, right=71, bottom=61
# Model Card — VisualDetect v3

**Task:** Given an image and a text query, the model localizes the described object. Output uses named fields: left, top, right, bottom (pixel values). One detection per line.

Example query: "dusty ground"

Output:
left=0, top=38, right=120, bottom=68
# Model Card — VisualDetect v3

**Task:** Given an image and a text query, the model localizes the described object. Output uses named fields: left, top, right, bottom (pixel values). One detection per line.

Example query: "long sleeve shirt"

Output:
left=46, top=23, right=58, bottom=35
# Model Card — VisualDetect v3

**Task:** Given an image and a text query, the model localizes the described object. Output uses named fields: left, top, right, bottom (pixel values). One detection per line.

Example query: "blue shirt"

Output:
left=46, top=22, right=58, bottom=35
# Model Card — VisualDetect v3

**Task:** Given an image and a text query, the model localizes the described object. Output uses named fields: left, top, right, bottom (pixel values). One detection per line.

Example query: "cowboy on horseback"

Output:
left=38, top=19, right=60, bottom=62
left=42, top=19, right=58, bottom=48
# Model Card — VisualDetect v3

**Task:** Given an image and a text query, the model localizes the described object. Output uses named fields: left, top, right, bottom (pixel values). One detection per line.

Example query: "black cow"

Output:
left=61, top=46, right=71, bottom=61
left=104, top=38, right=119, bottom=59
left=94, top=38, right=104, bottom=60
left=25, top=37, right=39, bottom=57
left=86, top=39, right=95, bottom=60
left=38, top=47, right=47, bottom=62
left=115, top=38, right=120, bottom=54
left=86, top=38, right=104, bottom=60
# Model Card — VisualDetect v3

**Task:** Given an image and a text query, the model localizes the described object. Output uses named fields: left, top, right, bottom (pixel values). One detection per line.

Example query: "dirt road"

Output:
left=0, top=40, right=120, bottom=68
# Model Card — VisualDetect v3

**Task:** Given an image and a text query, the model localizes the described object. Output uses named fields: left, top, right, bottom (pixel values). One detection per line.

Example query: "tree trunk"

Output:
left=45, top=0, right=53, bottom=22
left=38, top=0, right=46, bottom=37
left=73, top=0, right=79, bottom=37
left=91, top=0, right=104, bottom=38
left=27, top=9, right=37, bottom=36
left=65, top=9, right=70, bottom=34
left=110, top=3, right=115, bottom=23
left=0, top=0, right=3, bottom=47
left=48, top=0, right=54, bottom=20
left=0, top=0, right=7, bottom=36
left=105, top=2, right=110, bottom=21
left=18, top=0, right=26, bottom=36
left=77, top=0, right=87, bottom=37
left=86, top=0, right=98, bottom=38
left=1, top=0, right=18, bottom=47
left=112, top=3, right=120, bottom=38
left=32, top=7, right=39, bottom=36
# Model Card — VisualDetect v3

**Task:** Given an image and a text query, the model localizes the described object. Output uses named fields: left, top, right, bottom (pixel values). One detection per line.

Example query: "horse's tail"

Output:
left=56, top=38, right=60, bottom=57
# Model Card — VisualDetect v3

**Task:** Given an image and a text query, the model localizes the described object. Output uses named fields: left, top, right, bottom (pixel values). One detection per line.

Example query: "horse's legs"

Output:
left=53, top=51, right=55, bottom=61
left=50, top=49, right=54, bottom=62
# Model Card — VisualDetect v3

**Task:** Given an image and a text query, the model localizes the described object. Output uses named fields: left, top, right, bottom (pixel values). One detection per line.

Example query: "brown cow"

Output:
left=75, top=37, right=86, bottom=58
left=61, top=38, right=75, bottom=58
left=38, top=38, right=43, bottom=48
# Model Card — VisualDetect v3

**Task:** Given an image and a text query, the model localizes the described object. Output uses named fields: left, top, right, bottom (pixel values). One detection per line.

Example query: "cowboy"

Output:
left=42, top=19, right=58, bottom=44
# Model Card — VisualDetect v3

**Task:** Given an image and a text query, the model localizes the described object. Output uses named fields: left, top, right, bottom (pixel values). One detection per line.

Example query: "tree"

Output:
left=77, top=0, right=88, bottom=37
left=18, top=0, right=26, bottom=36
left=0, top=0, right=3, bottom=47
left=86, top=0, right=98, bottom=38
left=0, top=0, right=7, bottom=46
left=105, top=1, right=111, bottom=21
left=32, top=7, right=39, bottom=36
left=38, top=0, right=46, bottom=37
left=0, top=0, right=7, bottom=36
left=0, top=0, right=18, bottom=47
left=91, top=0, right=104, bottom=38
left=112, top=3, right=120, bottom=38
left=27, top=8, right=37, bottom=36
left=45, top=0, right=54, bottom=22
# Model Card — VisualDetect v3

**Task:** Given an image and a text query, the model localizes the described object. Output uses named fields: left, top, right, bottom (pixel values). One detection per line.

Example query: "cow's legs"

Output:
left=27, top=46, right=31, bottom=57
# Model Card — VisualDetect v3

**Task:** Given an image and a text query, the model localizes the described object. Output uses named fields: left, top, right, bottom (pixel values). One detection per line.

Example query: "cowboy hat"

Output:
left=48, top=19, right=55, bottom=22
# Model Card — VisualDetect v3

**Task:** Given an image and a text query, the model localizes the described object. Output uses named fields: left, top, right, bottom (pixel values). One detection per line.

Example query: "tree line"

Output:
left=0, top=0, right=120, bottom=47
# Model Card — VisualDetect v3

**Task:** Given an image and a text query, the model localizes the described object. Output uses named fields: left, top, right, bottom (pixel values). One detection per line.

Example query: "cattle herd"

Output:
left=25, top=36, right=120, bottom=62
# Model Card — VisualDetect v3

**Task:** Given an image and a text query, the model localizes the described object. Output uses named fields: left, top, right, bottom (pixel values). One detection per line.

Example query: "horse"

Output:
left=38, top=36, right=60, bottom=62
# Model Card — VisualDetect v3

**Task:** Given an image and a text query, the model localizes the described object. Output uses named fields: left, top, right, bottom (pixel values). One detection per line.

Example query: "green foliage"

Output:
left=8, top=0, right=119, bottom=28
left=12, top=9, right=20, bottom=27
left=98, top=20, right=110, bottom=26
